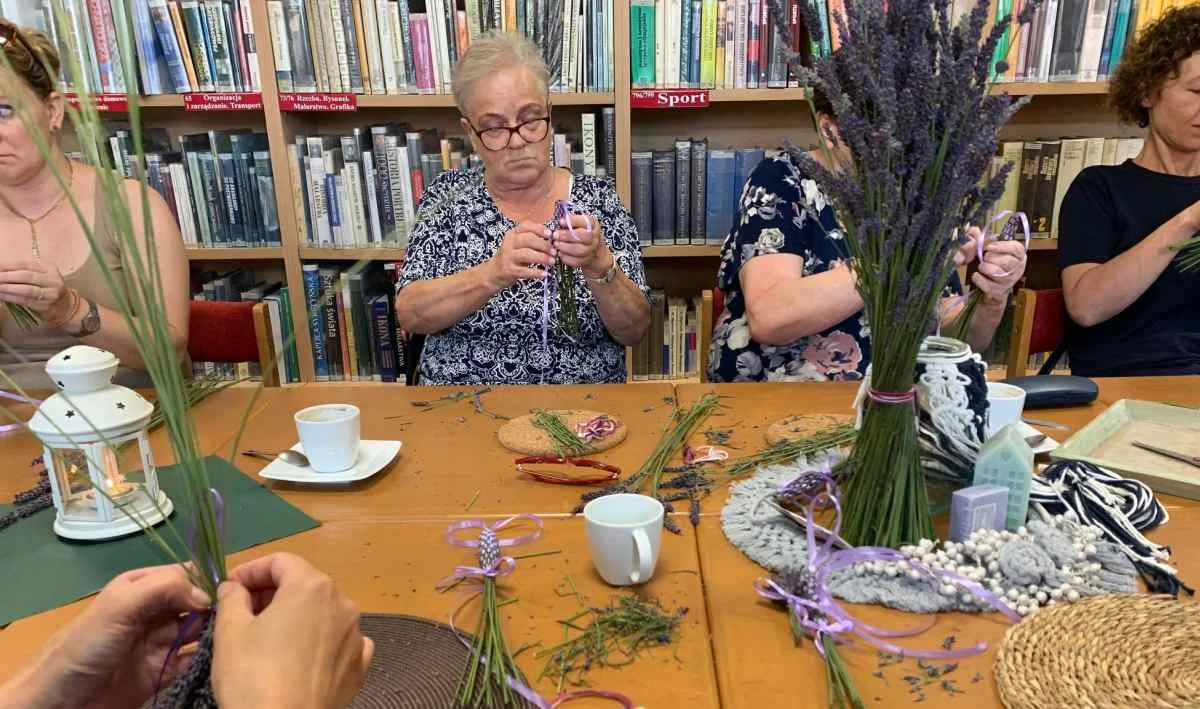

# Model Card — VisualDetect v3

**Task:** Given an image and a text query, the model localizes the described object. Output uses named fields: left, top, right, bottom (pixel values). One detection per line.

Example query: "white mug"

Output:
left=583, top=494, right=663, bottom=586
left=294, top=404, right=361, bottom=472
left=986, top=383, right=1026, bottom=437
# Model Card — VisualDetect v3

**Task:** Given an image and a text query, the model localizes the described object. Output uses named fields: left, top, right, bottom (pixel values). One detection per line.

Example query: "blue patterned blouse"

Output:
left=399, top=168, right=648, bottom=385
left=707, top=152, right=960, bottom=383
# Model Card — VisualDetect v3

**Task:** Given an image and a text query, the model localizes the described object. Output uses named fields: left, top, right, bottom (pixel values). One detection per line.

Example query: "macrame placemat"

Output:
left=994, top=595, right=1200, bottom=709
left=765, top=414, right=853, bottom=446
left=497, top=410, right=627, bottom=456
left=354, top=613, right=539, bottom=708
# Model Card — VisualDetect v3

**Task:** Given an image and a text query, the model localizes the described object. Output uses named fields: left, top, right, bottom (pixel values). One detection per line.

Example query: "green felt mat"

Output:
left=0, top=455, right=319, bottom=627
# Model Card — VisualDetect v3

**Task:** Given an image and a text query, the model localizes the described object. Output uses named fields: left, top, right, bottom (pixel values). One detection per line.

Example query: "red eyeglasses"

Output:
left=515, top=456, right=621, bottom=485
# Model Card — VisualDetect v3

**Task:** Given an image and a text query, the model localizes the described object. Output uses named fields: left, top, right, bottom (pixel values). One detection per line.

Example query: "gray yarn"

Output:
left=721, top=456, right=1139, bottom=614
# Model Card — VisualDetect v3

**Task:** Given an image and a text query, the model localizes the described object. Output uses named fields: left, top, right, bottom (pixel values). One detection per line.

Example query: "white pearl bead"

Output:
left=1017, top=604, right=1030, bottom=616
left=961, top=593, right=973, bottom=604
left=897, top=560, right=909, bottom=570
left=1090, top=563, right=1102, bottom=573
left=1072, top=576, right=1084, bottom=586
left=940, top=584, right=957, bottom=596
left=900, top=545, right=914, bottom=556
left=907, top=569, right=921, bottom=580
left=964, top=541, right=977, bottom=554
left=919, top=538, right=933, bottom=551
left=1066, top=589, right=1080, bottom=602
left=1084, top=544, right=1097, bottom=555
left=922, top=553, right=936, bottom=565
left=1017, top=526, right=1029, bottom=537
left=1006, top=589, right=1020, bottom=601
left=1050, top=588, right=1062, bottom=600
left=886, top=565, right=899, bottom=577
left=977, top=544, right=991, bottom=557
left=1027, top=584, right=1038, bottom=594
left=987, top=561, right=999, bottom=573
left=1060, top=583, right=1072, bottom=592
left=1036, top=591, right=1048, bottom=603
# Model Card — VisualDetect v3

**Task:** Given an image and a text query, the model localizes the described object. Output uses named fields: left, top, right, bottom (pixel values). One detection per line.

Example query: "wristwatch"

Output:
left=585, top=257, right=620, bottom=286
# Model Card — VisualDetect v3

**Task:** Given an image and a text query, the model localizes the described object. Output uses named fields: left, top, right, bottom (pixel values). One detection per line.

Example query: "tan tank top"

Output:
left=0, top=188, right=146, bottom=390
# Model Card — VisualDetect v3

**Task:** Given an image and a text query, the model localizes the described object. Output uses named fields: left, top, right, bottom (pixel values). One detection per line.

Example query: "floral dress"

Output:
left=708, top=152, right=960, bottom=383
left=399, top=168, right=648, bottom=386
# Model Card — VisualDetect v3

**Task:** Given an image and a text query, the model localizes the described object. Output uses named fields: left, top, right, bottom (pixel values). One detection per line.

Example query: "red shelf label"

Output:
left=183, top=92, right=264, bottom=111
left=64, top=93, right=130, bottom=112
left=630, top=89, right=711, bottom=109
left=278, top=93, right=358, bottom=112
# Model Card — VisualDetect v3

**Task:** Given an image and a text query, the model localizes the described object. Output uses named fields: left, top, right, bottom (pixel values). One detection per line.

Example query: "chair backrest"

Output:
left=1006, top=288, right=1067, bottom=379
left=405, top=333, right=425, bottom=386
left=697, top=289, right=727, bottom=383
left=188, top=300, right=278, bottom=387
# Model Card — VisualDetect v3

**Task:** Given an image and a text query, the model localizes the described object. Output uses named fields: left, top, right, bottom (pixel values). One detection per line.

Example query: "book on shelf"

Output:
left=66, top=125, right=280, bottom=249
left=190, top=268, right=301, bottom=383
left=264, top=0, right=612, bottom=95
left=634, top=139, right=762, bottom=248
left=7, top=0, right=262, bottom=95
left=299, top=261, right=406, bottom=382
left=986, top=135, right=1143, bottom=241
left=630, top=290, right=701, bottom=380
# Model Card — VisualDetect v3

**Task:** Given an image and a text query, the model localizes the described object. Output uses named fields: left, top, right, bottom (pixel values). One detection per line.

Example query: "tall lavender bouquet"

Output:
left=772, top=0, right=1034, bottom=547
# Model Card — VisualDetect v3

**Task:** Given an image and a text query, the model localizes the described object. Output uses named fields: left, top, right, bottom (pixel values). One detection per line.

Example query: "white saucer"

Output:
left=1016, top=420, right=1059, bottom=455
left=258, top=440, right=402, bottom=484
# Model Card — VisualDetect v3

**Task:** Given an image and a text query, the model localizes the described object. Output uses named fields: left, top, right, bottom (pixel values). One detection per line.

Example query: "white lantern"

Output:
left=27, top=346, right=173, bottom=540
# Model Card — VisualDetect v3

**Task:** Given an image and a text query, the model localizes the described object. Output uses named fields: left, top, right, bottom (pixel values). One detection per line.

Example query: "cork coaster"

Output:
left=766, top=414, right=854, bottom=446
left=497, top=409, right=627, bottom=457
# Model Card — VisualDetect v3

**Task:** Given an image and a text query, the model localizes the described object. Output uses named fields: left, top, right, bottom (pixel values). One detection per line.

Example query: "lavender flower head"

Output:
left=769, top=0, right=1037, bottom=385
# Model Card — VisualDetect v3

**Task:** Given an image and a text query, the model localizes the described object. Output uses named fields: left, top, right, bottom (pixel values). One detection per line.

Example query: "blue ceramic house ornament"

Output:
left=972, top=423, right=1035, bottom=531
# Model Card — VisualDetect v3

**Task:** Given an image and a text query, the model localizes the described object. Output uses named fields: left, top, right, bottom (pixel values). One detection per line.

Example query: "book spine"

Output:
left=87, top=0, right=115, bottom=91
left=317, top=268, right=343, bottom=378
left=132, top=0, right=165, bottom=94
left=180, top=1, right=216, bottom=90
left=754, top=0, right=765, bottom=87
left=715, top=0, right=726, bottom=88
left=303, top=265, right=329, bottom=380
left=651, top=151, right=675, bottom=244
left=700, top=0, right=716, bottom=87
left=674, top=141, right=690, bottom=243
left=1108, top=0, right=1132, bottom=75
left=733, top=0, right=747, bottom=88
left=266, top=0, right=295, bottom=91
left=372, top=297, right=397, bottom=383
left=1078, top=0, right=1112, bottom=82
left=288, top=143, right=311, bottom=243
left=374, top=0, right=397, bottom=92
left=602, top=107, right=617, bottom=181
left=238, top=0, right=261, bottom=90
left=767, top=5, right=788, bottom=87
left=225, top=1, right=247, bottom=91
left=1097, top=0, right=1121, bottom=78
left=282, top=0, right=317, bottom=91
left=411, top=14, right=434, bottom=93
left=581, top=113, right=597, bottom=175
left=150, top=1, right=193, bottom=92
left=1031, top=141, right=1060, bottom=239
left=631, top=152, right=653, bottom=244
left=786, top=0, right=798, bottom=86
left=679, top=0, right=692, bottom=85
left=397, top=0, right=417, bottom=91
left=690, top=139, right=706, bottom=242
left=631, top=0, right=655, bottom=88
left=204, top=1, right=235, bottom=90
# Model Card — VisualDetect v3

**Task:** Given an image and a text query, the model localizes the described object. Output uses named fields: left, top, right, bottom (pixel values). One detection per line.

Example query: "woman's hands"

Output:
left=213, top=553, right=374, bottom=709
left=553, top=213, right=614, bottom=281
left=487, top=222, right=554, bottom=290
left=0, top=259, right=76, bottom=324
left=0, top=565, right=211, bottom=709
left=956, top=225, right=1028, bottom=304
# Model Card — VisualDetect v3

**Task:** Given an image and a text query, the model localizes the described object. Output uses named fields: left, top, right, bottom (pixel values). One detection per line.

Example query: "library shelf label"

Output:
left=65, top=93, right=129, bottom=112
left=278, top=93, right=358, bottom=112
left=630, top=89, right=711, bottom=109
left=184, top=92, right=264, bottom=111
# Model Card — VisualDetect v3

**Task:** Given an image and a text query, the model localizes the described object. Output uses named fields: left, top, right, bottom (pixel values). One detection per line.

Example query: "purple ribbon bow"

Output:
left=975, top=210, right=1031, bottom=277
left=758, top=470, right=1020, bottom=660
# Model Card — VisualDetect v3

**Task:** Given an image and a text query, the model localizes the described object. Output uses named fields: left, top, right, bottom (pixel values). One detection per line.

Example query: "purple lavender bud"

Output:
left=479, top=527, right=501, bottom=571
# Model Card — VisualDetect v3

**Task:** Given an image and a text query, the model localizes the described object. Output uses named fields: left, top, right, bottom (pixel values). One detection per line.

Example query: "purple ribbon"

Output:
left=975, top=211, right=1031, bottom=277
left=0, top=390, right=41, bottom=434
left=577, top=415, right=617, bottom=443
left=758, top=471, right=1020, bottom=660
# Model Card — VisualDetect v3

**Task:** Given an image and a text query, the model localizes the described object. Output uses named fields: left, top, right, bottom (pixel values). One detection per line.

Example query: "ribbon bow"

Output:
left=757, top=470, right=1020, bottom=660
left=577, top=415, right=617, bottom=442
left=442, top=514, right=543, bottom=586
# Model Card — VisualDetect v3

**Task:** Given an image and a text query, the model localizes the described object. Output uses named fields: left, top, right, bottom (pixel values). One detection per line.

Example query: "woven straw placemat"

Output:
left=765, top=414, right=852, bottom=446
left=497, top=410, right=627, bottom=457
left=994, top=594, right=1200, bottom=709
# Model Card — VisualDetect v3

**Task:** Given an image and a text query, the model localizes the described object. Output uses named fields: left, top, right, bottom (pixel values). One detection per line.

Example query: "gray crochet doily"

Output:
left=721, top=454, right=1138, bottom=614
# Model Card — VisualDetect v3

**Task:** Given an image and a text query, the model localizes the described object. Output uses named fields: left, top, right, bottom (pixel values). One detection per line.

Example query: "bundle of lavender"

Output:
left=771, top=0, right=1035, bottom=547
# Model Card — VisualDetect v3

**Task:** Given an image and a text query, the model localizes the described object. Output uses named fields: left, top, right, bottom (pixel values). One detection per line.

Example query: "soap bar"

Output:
left=972, top=422, right=1035, bottom=531
left=949, top=485, right=1009, bottom=542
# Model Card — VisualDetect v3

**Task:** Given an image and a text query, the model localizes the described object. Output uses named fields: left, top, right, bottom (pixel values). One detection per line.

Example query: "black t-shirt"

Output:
left=1058, top=160, right=1200, bottom=377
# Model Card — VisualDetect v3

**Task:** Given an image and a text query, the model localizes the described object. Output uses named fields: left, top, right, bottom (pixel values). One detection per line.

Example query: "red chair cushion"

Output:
left=713, top=288, right=726, bottom=325
left=1029, top=288, right=1066, bottom=355
left=188, top=300, right=260, bottom=364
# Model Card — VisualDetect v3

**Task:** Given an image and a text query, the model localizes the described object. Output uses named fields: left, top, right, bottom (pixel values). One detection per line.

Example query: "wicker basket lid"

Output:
left=994, top=594, right=1200, bottom=709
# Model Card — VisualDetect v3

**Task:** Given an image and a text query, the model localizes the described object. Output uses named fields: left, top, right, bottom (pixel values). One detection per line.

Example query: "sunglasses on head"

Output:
left=0, top=22, right=53, bottom=95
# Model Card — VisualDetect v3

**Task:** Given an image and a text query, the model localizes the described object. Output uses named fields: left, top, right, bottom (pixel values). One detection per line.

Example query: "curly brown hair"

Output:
left=1108, top=5, right=1200, bottom=127
left=0, top=19, right=60, bottom=99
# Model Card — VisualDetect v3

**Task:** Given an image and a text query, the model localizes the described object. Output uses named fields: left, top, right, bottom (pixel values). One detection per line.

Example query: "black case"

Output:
left=1001, top=375, right=1099, bottom=409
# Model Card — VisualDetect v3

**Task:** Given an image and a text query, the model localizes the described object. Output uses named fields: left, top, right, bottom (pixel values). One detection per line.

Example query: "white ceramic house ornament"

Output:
left=27, top=346, right=173, bottom=540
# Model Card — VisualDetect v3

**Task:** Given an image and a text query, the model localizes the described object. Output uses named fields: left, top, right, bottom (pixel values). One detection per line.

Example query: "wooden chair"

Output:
left=697, top=289, right=726, bottom=383
left=1006, top=288, right=1068, bottom=379
left=188, top=301, right=279, bottom=387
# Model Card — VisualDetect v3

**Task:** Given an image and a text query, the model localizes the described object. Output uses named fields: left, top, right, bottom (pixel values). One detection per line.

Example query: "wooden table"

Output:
left=2, top=377, right=1198, bottom=708
left=220, top=383, right=677, bottom=520
left=676, top=380, right=1200, bottom=708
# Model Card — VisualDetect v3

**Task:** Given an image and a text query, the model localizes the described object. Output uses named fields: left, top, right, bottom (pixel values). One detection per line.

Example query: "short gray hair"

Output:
left=452, top=31, right=550, bottom=114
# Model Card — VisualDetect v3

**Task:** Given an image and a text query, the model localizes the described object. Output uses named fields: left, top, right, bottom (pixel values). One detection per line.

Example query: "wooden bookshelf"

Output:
left=299, top=247, right=407, bottom=261
left=187, top=247, right=283, bottom=260
left=150, top=0, right=1115, bottom=382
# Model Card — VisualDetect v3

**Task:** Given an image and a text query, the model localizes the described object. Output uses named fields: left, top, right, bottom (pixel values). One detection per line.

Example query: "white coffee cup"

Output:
left=986, top=382, right=1026, bottom=437
left=294, top=404, right=361, bottom=472
left=583, top=494, right=664, bottom=586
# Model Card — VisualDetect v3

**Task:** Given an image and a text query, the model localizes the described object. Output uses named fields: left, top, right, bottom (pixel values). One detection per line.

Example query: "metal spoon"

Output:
left=242, top=449, right=311, bottom=467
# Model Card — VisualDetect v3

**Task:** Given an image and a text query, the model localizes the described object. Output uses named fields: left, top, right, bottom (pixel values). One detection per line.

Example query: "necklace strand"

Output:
left=0, top=159, right=75, bottom=263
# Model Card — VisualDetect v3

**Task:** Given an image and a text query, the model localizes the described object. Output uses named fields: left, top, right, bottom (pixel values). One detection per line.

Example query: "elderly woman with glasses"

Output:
left=394, top=32, right=650, bottom=385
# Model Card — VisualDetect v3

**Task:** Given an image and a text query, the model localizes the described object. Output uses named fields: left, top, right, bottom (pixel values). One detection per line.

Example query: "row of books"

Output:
left=263, top=0, right=614, bottom=95
left=630, top=291, right=702, bottom=380
left=301, top=262, right=407, bottom=382
left=629, top=0, right=805, bottom=90
left=191, top=268, right=302, bottom=383
left=18, top=0, right=262, bottom=95
left=990, top=135, right=1144, bottom=240
left=69, top=126, right=282, bottom=248
left=630, top=140, right=766, bottom=246
left=988, top=0, right=1186, bottom=84
left=289, top=112, right=616, bottom=248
